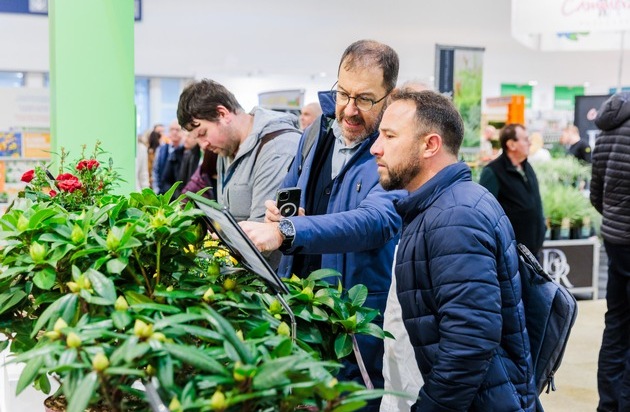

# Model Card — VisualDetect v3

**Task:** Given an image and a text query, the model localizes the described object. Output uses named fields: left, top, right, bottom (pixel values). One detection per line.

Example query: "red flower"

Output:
left=76, top=159, right=100, bottom=171
left=56, top=173, right=82, bottom=193
left=49, top=190, right=57, bottom=198
left=21, top=170, right=35, bottom=183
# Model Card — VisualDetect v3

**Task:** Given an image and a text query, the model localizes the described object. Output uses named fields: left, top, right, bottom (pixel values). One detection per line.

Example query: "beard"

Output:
left=378, top=152, right=422, bottom=191
left=337, top=108, right=384, bottom=144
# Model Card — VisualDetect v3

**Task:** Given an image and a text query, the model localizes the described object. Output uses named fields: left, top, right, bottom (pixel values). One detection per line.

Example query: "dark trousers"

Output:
left=598, top=241, right=630, bottom=412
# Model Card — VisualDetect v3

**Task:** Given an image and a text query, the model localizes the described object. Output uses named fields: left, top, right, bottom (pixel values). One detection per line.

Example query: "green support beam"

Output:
left=49, top=0, right=135, bottom=194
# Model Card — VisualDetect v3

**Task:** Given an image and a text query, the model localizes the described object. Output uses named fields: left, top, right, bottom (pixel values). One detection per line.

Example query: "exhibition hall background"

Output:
left=0, top=0, right=628, bottom=192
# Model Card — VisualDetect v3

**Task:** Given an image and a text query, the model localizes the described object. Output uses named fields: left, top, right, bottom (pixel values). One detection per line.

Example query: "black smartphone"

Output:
left=276, top=187, right=301, bottom=217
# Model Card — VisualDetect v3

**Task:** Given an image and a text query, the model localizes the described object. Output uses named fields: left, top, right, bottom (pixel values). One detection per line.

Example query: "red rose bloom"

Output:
left=56, top=173, right=82, bottom=193
left=49, top=190, right=57, bottom=197
left=76, top=159, right=100, bottom=171
left=21, top=170, right=35, bottom=183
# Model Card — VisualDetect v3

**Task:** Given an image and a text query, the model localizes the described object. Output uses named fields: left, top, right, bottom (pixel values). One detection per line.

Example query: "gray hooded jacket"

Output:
left=217, top=107, right=300, bottom=222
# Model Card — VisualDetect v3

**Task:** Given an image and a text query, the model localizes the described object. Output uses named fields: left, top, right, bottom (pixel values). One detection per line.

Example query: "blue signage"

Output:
left=0, top=0, right=142, bottom=21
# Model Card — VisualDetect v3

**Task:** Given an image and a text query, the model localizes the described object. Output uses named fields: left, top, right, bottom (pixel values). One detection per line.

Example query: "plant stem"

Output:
left=155, top=239, right=162, bottom=290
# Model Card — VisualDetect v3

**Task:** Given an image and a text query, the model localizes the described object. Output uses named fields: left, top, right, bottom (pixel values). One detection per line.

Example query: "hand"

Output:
left=264, top=199, right=305, bottom=223
left=239, top=221, right=283, bottom=253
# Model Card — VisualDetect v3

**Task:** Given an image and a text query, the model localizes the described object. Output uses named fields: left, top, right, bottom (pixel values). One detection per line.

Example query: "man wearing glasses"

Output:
left=240, top=40, right=403, bottom=408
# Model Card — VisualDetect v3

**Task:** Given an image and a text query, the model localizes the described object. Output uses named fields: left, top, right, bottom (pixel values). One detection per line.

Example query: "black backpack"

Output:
left=517, top=243, right=578, bottom=395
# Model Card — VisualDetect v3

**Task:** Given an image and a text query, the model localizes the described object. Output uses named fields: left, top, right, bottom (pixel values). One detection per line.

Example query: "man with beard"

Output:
left=240, top=40, right=403, bottom=406
left=370, top=90, right=537, bottom=411
left=177, top=79, right=301, bottom=222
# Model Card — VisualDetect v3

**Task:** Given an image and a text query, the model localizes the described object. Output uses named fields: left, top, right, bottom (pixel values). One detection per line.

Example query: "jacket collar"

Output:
left=395, top=162, right=471, bottom=224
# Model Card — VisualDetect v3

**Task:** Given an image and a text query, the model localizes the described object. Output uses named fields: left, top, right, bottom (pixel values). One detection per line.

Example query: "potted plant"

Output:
left=0, top=144, right=396, bottom=411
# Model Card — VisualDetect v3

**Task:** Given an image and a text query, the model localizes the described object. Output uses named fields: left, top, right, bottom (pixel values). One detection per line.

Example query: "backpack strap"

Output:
left=298, top=116, right=333, bottom=175
left=253, top=128, right=298, bottom=164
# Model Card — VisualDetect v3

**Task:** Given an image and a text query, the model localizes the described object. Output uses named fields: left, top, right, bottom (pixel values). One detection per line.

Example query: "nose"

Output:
left=370, top=135, right=383, bottom=156
left=343, top=98, right=360, bottom=117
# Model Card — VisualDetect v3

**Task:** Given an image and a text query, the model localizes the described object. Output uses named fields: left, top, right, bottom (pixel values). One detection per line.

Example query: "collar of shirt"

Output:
left=331, top=120, right=362, bottom=179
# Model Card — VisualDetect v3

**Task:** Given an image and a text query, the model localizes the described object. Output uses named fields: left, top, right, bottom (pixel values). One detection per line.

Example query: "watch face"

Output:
left=280, top=220, right=295, bottom=238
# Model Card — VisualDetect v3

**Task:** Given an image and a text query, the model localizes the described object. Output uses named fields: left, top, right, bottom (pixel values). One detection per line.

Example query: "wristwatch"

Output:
left=278, top=218, right=295, bottom=250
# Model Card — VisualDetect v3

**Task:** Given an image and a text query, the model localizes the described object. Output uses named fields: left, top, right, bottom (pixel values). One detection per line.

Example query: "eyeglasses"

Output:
left=331, top=81, right=389, bottom=112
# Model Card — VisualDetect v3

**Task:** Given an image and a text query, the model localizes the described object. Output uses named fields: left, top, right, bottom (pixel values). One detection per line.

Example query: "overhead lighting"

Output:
left=583, top=81, right=590, bottom=88
left=528, top=80, right=538, bottom=86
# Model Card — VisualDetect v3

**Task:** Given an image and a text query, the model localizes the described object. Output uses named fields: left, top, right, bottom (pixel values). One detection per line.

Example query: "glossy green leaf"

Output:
left=157, top=354, right=174, bottom=389
left=36, top=373, right=51, bottom=394
left=252, top=356, right=300, bottom=390
left=347, top=284, right=368, bottom=307
left=334, top=334, right=353, bottom=359
left=306, top=268, right=341, bottom=282
left=15, top=355, right=44, bottom=395
left=67, top=371, right=98, bottom=412
left=85, top=268, right=116, bottom=303
left=31, top=293, right=78, bottom=337
left=163, top=343, right=228, bottom=376
left=105, top=257, right=128, bottom=275
left=111, top=311, right=133, bottom=330
left=0, top=290, right=27, bottom=315
left=33, top=267, right=56, bottom=290
left=125, top=290, right=154, bottom=305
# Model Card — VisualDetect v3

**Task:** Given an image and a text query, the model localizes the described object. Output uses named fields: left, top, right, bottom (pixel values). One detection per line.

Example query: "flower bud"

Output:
left=106, top=230, right=121, bottom=251
left=151, top=210, right=168, bottom=228
left=70, top=225, right=85, bottom=244
left=206, top=261, right=220, bottom=278
left=223, top=278, right=236, bottom=291
left=233, top=361, right=247, bottom=382
left=151, top=332, right=167, bottom=342
left=277, top=321, right=291, bottom=337
left=236, top=330, right=244, bottom=341
left=66, top=332, right=82, bottom=348
left=302, top=286, right=314, bottom=301
left=66, top=281, right=80, bottom=293
left=29, top=242, right=46, bottom=263
left=134, top=319, right=153, bottom=339
left=146, top=364, right=156, bottom=376
left=202, top=287, right=215, bottom=302
left=114, top=296, right=129, bottom=311
left=268, top=299, right=283, bottom=315
left=17, top=214, right=29, bottom=232
left=290, top=274, right=301, bottom=283
left=209, top=390, right=227, bottom=411
left=53, top=318, right=68, bottom=333
left=166, top=285, right=174, bottom=292
left=44, top=331, right=60, bottom=340
left=92, top=353, right=110, bottom=372
left=79, top=275, right=91, bottom=290
left=169, top=396, right=182, bottom=412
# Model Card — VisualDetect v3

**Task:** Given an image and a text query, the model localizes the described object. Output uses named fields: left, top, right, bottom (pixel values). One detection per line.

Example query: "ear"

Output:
left=216, top=105, right=231, bottom=123
left=505, top=138, right=516, bottom=152
left=422, top=133, right=442, bottom=158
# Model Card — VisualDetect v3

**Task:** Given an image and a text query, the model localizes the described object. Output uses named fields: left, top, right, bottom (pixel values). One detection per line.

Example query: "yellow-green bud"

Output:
left=346, top=314, right=357, bottom=329
left=79, top=275, right=91, bottom=290
left=169, top=396, right=182, bottom=412
left=223, top=278, right=236, bottom=291
left=106, top=230, right=121, bottom=251
left=327, top=378, right=338, bottom=387
left=70, top=225, right=85, bottom=244
left=66, top=281, right=80, bottom=293
left=166, top=285, right=174, bottom=292
left=44, top=331, right=60, bottom=340
left=277, top=322, right=291, bottom=337
left=66, top=332, right=82, bottom=348
left=290, top=274, right=301, bottom=282
left=92, top=353, right=109, bottom=372
left=146, top=364, right=156, bottom=376
left=53, top=318, right=68, bottom=333
left=134, top=319, right=153, bottom=339
left=233, top=361, right=247, bottom=382
left=209, top=390, right=227, bottom=411
left=206, top=261, right=220, bottom=278
left=151, top=210, right=168, bottom=228
left=302, top=286, right=314, bottom=301
left=151, top=332, right=167, bottom=342
left=114, top=296, right=129, bottom=311
left=236, top=330, right=244, bottom=341
left=29, top=242, right=46, bottom=263
left=268, top=299, right=283, bottom=315
left=202, top=287, right=215, bottom=302
left=17, top=214, right=29, bottom=232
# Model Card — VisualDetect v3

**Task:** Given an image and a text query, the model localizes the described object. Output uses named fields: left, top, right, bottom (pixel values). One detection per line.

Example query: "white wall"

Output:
left=0, top=0, right=628, bottom=112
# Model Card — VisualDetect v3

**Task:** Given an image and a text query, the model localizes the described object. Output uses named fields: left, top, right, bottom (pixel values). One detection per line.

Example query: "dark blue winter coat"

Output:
left=395, top=162, right=537, bottom=411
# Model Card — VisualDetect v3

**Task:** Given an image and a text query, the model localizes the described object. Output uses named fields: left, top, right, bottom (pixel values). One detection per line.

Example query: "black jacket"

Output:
left=479, top=153, right=546, bottom=255
left=591, top=92, right=630, bottom=245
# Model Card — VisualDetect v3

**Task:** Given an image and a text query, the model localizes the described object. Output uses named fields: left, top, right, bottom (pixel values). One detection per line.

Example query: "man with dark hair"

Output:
left=479, top=123, right=546, bottom=256
left=240, top=40, right=403, bottom=405
left=561, top=124, right=592, bottom=163
left=371, top=90, right=537, bottom=411
left=590, top=91, right=630, bottom=412
left=177, top=79, right=300, bottom=222
left=152, top=120, right=185, bottom=195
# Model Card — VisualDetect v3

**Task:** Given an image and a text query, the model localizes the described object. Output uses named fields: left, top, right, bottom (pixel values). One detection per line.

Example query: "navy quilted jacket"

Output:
left=395, top=162, right=537, bottom=411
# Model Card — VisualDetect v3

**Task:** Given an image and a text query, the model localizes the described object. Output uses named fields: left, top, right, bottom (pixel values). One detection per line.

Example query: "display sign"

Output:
left=500, top=83, right=532, bottom=109
left=574, top=94, right=611, bottom=146
left=22, top=130, right=51, bottom=158
left=0, top=131, right=22, bottom=158
left=435, top=44, right=485, bottom=148
left=554, top=86, right=584, bottom=111
left=541, top=238, right=599, bottom=299
left=258, top=89, right=304, bottom=111
left=511, top=0, right=630, bottom=51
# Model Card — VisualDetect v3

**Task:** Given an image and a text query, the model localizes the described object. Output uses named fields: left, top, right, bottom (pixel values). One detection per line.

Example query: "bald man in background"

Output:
left=299, top=102, right=322, bottom=130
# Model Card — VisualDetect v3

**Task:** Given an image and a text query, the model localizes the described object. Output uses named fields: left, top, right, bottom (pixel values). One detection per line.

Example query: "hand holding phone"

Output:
left=276, top=187, right=301, bottom=217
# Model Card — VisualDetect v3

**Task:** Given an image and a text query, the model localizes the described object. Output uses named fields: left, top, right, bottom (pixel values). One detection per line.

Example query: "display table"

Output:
left=541, top=237, right=600, bottom=300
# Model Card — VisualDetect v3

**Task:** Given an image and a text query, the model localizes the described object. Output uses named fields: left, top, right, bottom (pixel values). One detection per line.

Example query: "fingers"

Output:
left=264, top=199, right=282, bottom=223
left=298, top=207, right=305, bottom=217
